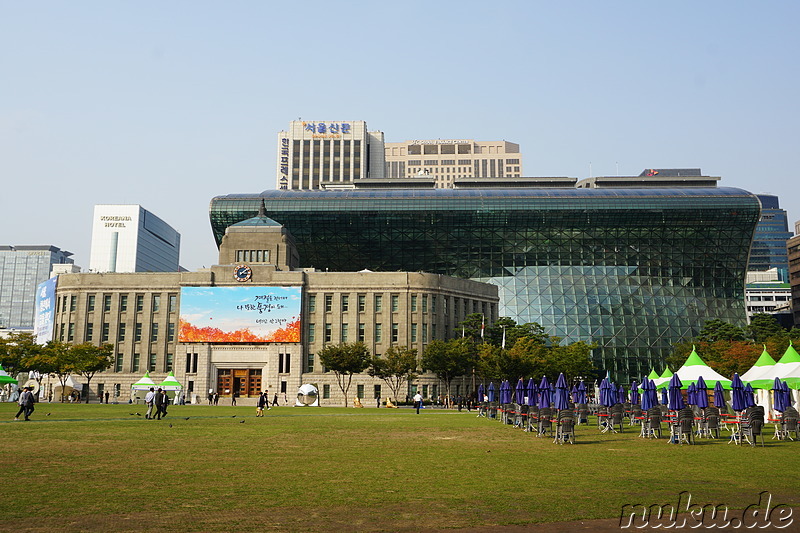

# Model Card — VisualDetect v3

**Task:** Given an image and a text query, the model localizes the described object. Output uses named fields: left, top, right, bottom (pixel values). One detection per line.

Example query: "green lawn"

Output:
left=1, top=403, right=797, bottom=531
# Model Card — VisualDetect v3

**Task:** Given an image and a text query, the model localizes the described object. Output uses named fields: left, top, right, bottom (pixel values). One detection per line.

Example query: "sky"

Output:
left=2, top=1, right=799, bottom=271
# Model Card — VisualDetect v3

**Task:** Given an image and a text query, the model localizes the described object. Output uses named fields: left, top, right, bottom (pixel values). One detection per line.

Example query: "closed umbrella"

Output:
left=713, top=380, right=727, bottom=410
left=570, top=384, right=578, bottom=404
left=538, top=376, right=551, bottom=409
left=731, top=373, right=746, bottom=412
left=477, top=383, right=485, bottom=402
left=661, top=387, right=668, bottom=406
left=575, top=380, right=587, bottom=404
left=744, top=384, right=756, bottom=408
left=629, top=380, right=640, bottom=406
left=526, top=378, right=537, bottom=407
left=695, top=376, right=709, bottom=410
left=668, top=374, right=685, bottom=411
left=687, top=383, right=696, bottom=405
left=487, top=383, right=496, bottom=402
left=599, top=378, right=614, bottom=407
left=554, top=373, right=570, bottom=410
left=515, top=378, right=525, bottom=404
left=640, top=379, right=654, bottom=411
left=617, top=383, right=627, bottom=404
left=773, top=378, right=787, bottom=413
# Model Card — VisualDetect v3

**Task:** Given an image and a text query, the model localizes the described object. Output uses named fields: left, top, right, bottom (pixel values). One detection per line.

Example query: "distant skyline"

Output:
left=2, top=2, right=798, bottom=271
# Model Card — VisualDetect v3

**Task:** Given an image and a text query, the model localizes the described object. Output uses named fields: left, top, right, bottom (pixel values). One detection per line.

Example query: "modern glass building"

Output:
left=209, top=187, right=761, bottom=382
left=750, top=194, right=792, bottom=282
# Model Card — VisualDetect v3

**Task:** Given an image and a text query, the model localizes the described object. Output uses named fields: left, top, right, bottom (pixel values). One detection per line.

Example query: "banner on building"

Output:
left=178, top=286, right=301, bottom=343
left=34, top=276, right=58, bottom=345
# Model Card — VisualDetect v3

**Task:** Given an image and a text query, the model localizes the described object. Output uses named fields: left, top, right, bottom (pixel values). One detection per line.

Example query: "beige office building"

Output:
left=384, top=139, right=523, bottom=189
left=276, top=120, right=385, bottom=190
left=46, top=208, right=497, bottom=405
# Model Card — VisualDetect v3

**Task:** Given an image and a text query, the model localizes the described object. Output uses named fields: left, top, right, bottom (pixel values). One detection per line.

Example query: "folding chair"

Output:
left=537, top=407, right=552, bottom=437
left=782, top=407, right=799, bottom=441
left=554, top=409, right=575, bottom=444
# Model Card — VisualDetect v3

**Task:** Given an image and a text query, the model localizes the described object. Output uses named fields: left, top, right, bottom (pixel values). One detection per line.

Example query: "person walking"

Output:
left=413, top=391, right=423, bottom=414
left=272, top=392, right=279, bottom=407
left=231, top=392, right=237, bottom=406
left=256, top=392, right=267, bottom=417
left=144, top=387, right=156, bottom=420
left=14, top=387, right=35, bottom=421
left=153, top=388, right=166, bottom=420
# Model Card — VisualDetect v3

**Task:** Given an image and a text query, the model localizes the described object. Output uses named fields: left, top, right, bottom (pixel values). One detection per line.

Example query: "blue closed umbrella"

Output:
left=773, top=378, right=787, bottom=413
left=661, top=387, right=668, bottom=406
left=649, top=380, right=659, bottom=406
left=554, top=373, right=570, bottom=410
left=731, top=373, right=746, bottom=412
left=629, top=380, right=640, bottom=406
left=744, top=384, right=756, bottom=408
left=687, top=383, right=696, bottom=405
left=477, top=383, right=485, bottom=402
left=713, top=381, right=726, bottom=410
left=487, top=382, right=496, bottom=403
left=575, top=380, right=587, bottom=404
left=526, top=378, right=537, bottom=407
left=668, top=374, right=685, bottom=411
left=695, top=376, right=709, bottom=409
left=515, top=378, right=525, bottom=404
left=781, top=381, right=792, bottom=412
left=616, top=383, right=627, bottom=404
left=599, top=378, right=614, bottom=407
left=640, top=379, right=653, bottom=411
left=538, top=376, right=551, bottom=409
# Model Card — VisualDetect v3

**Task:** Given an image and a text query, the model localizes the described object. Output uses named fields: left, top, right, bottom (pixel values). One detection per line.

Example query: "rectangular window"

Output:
left=132, top=352, right=140, bottom=372
left=306, top=353, right=314, bottom=373
left=324, top=323, right=332, bottom=343
left=423, top=385, right=428, bottom=398
left=341, top=323, right=349, bottom=342
left=120, top=294, right=128, bottom=312
left=284, top=353, right=290, bottom=374
left=341, top=295, right=349, bottom=312
left=185, top=353, right=192, bottom=373
left=115, top=353, right=123, bottom=372
left=68, top=323, right=75, bottom=341
left=192, top=353, right=198, bottom=373
left=101, top=322, right=110, bottom=342
left=70, top=296, right=77, bottom=312
left=358, top=323, right=365, bottom=342
left=151, top=323, right=159, bottom=341
left=392, top=323, right=399, bottom=343
left=136, top=294, right=144, bottom=312
left=165, top=353, right=174, bottom=371
left=375, top=323, right=383, bottom=343
left=358, top=294, right=366, bottom=312
left=325, top=294, right=333, bottom=313
left=422, top=295, right=428, bottom=314
left=411, top=295, right=417, bottom=312
left=308, top=323, right=316, bottom=343
left=431, top=296, right=437, bottom=312
left=374, top=384, right=381, bottom=400
left=422, top=323, right=428, bottom=342
left=308, top=295, right=317, bottom=313
left=87, top=295, right=96, bottom=312
left=375, top=295, right=383, bottom=312
left=86, top=323, right=94, bottom=342
left=323, top=384, right=330, bottom=399
left=411, top=323, right=418, bottom=343
left=279, top=353, right=284, bottom=374
left=104, top=295, right=112, bottom=312
left=357, top=384, right=365, bottom=399
left=118, top=323, right=126, bottom=342
left=169, top=294, right=177, bottom=313
left=152, top=295, right=161, bottom=312
left=148, top=353, right=157, bottom=372
left=135, top=322, right=142, bottom=342
left=391, top=295, right=399, bottom=312
left=59, top=323, right=65, bottom=341
left=168, top=322, right=175, bottom=342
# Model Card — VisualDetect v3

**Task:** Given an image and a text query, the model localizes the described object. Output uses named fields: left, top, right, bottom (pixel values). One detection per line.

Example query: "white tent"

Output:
left=673, top=348, right=732, bottom=389
left=130, top=372, right=157, bottom=402
left=53, top=375, right=84, bottom=401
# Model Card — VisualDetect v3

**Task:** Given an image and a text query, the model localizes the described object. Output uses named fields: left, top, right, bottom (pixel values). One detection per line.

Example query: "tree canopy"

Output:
left=368, top=346, right=418, bottom=403
left=318, top=342, right=371, bottom=407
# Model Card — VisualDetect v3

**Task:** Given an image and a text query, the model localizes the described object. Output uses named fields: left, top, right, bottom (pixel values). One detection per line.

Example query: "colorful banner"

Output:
left=34, top=276, right=58, bottom=345
left=178, top=286, right=301, bottom=343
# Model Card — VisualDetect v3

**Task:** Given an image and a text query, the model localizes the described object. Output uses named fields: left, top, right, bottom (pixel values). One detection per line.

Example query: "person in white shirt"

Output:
left=413, top=392, right=424, bottom=414
left=144, top=387, right=156, bottom=419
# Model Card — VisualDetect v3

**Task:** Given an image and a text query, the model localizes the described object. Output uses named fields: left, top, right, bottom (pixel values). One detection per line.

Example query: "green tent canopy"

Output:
left=742, top=345, right=778, bottom=389
left=654, top=366, right=674, bottom=389
left=131, top=371, right=157, bottom=391
left=0, top=364, right=18, bottom=385
left=158, top=371, right=183, bottom=391
left=672, top=346, right=732, bottom=389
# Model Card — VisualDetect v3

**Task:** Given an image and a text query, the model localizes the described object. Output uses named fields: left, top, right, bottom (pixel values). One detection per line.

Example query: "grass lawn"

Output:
left=1, top=402, right=798, bottom=532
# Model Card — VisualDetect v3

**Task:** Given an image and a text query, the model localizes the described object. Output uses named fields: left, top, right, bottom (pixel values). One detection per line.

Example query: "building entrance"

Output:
left=217, top=369, right=262, bottom=397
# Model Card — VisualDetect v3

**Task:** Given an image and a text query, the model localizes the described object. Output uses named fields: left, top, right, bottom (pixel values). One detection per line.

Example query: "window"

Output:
left=101, top=322, right=110, bottom=342
left=70, top=296, right=77, bottom=312
left=133, top=353, right=140, bottom=372
left=325, top=294, right=333, bottom=313
left=68, top=323, right=75, bottom=341
left=441, top=159, right=455, bottom=165
left=357, top=384, right=365, bottom=399
left=120, top=295, right=128, bottom=312
left=151, top=323, right=159, bottom=341
left=308, top=295, right=317, bottom=312
left=86, top=323, right=94, bottom=342
left=392, top=323, right=399, bottom=343
left=152, top=295, right=161, bottom=312
left=423, top=145, right=438, bottom=155
left=165, top=353, right=173, bottom=371
left=168, top=323, right=175, bottom=342
left=375, top=323, right=383, bottom=343
left=324, top=323, right=332, bottom=343
left=341, top=295, right=349, bottom=312
left=118, top=323, right=126, bottom=342
left=457, top=144, right=471, bottom=154
left=358, top=294, right=366, bottom=312
left=440, top=144, right=455, bottom=154
left=104, top=295, right=112, bottom=312
left=148, top=353, right=157, bottom=372
left=115, top=354, right=123, bottom=372
left=411, top=295, right=417, bottom=312
left=408, top=159, right=422, bottom=166
left=458, top=159, right=471, bottom=165
left=169, top=294, right=177, bottom=313
left=136, top=294, right=144, bottom=312
left=135, top=322, right=142, bottom=342
left=431, top=296, right=437, bottom=312
left=341, top=323, right=349, bottom=342
left=308, top=323, right=316, bottom=343
left=422, top=295, right=428, bottom=314
left=375, top=295, right=383, bottom=312
left=422, top=324, right=428, bottom=342
left=59, top=323, right=65, bottom=341
left=323, top=384, right=331, bottom=399
left=407, top=144, right=421, bottom=155
left=411, top=323, right=418, bottom=343
left=358, top=323, right=365, bottom=342
left=374, top=384, right=381, bottom=399
left=391, top=295, right=399, bottom=312
left=87, top=295, right=96, bottom=312
left=307, top=353, right=314, bottom=373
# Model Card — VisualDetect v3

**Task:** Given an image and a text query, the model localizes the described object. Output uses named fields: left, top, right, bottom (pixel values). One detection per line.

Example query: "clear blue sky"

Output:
left=2, top=1, right=798, bottom=270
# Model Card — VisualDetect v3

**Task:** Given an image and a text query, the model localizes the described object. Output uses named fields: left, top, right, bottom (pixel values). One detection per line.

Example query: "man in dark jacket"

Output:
left=154, top=388, right=166, bottom=420
left=14, top=387, right=35, bottom=421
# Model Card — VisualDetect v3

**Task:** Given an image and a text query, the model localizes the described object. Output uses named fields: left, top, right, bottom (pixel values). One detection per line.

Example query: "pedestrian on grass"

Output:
left=104, top=391, right=109, bottom=404
left=213, top=392, right=219, bottom=406
left=14, top=387, right=35, bottom=421
left=256, top=392, right=267, bottom=417
left=144, top=387, right=156, bottom=419
left=413, top=391, right=423, bottom=414
left=272, top=392, right=279, bottom=407
left=232, top=392, right=237, bottom=406
left=154, top=388, right=166, bottom=420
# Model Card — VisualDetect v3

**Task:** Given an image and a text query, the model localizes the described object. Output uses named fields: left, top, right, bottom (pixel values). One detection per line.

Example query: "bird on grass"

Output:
left=169, top=423, right=173, bottom=428
left=239, top=419, right=245, bottom=424
left=231, top=415, right=236, bottom=418
left=46, top=413, right=51, bottom=416
left=184, top=417, right=190, bottom=420
left=135, top=413, right=141, bottom=416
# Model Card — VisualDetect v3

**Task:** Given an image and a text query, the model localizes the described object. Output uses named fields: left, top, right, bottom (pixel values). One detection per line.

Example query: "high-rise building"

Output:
left=749, top=194, right=792, bottom=281
left=0, top=245, right=74, bottom=329
left=89, top=205, right=181, bottom=273
left=788, top=232, right=800, bottom=327
left=383, top=139, right=522, bottom=188
left=276, top=120, right=385, bottom=190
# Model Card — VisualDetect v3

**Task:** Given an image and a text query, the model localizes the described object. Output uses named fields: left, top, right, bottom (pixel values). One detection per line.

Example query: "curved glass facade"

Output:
left=210, top=188, right=761, bottom=382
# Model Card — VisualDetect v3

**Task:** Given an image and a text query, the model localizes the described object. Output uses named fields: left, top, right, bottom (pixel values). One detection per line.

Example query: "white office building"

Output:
left=276, top=120, right=385, bottom=190
left=89, top=205, right=181, bottom=273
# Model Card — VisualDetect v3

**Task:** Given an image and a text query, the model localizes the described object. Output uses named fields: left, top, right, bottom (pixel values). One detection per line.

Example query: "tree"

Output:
left=484, top=318, right=549, bottom=350
left=73, top=343, right=113, bottom=403
left=457, top=313, right=486, bottom=343
left=422, top=338, right=477, bottom=401
left=318, top=342, right=371, bottom=407
left=368, top=346, right=417, bottom=403
left=747, top=314, right=787, bottom=343
left=42, top=340, right=78, bottom=402
left=696, top=319, right=746, bottom=342
left=0, top=331, right=40, bottom=376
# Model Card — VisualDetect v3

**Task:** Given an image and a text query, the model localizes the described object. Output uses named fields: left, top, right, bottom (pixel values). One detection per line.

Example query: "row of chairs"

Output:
left=483, top=403, right=576, bottom=444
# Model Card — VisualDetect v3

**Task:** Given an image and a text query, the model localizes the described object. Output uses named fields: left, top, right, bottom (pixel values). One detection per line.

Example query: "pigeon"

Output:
left=231, top=415, right=236, bottom=418
left=239, top=419, right=245, bottom=424
left=184, top=417, right=190, bottom=420
left=169, top=423, right=173, bottom=428
left=46, top=413, right=51, bottom=416
left=136, top=413, right=141, bottom=416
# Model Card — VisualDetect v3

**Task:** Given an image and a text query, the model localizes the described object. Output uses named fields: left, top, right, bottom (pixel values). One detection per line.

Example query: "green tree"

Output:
left=72, top=343, right=113, bottom=403
left=484, top=318, right=549, bottom=350
left=368, top=346, right=418, bottom=404
left=318, top=342, right=371, bottom=407
left=41, top=340, right=79, bottom=402
left=456, top=313, right=486, bottom=343
left=422, top=338, right=477, bottom=401
left=0, top=331, right=40, bottom=376
left=696, top=319, right=746, bottom=342
left=747, top=313, right=787, bottom=343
